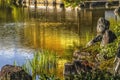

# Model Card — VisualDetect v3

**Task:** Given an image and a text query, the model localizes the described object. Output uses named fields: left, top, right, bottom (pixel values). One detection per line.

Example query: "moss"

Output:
left=99, top=58, right=114, bottom=70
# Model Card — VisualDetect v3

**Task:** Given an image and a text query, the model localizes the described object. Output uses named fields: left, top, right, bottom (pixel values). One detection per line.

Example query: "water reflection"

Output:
left=0, top=23, right=33, bottom=69
left=23, top=8, right=110, bottom=52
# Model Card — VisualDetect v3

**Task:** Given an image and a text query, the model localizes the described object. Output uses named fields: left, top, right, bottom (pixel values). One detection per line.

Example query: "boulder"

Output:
left=73, top=60, right=93, bottom=73
left=73, top=50, right=91, bottom=60
left=0, top=65, right=32, bottom=80
left=64, top=60, right=94, bottom=75
left=63, top=62, right=77, bottom=76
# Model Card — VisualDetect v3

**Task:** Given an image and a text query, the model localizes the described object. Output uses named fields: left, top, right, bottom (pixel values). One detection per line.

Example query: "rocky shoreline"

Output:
left=0, top=65, right=32, bottom=80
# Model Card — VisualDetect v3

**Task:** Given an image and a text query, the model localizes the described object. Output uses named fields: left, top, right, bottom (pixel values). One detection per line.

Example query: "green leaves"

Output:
left=72, top=70, right=120, bottom=80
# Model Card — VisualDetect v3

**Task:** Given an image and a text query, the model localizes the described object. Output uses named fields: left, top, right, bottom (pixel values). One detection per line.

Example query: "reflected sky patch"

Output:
left=0, top=22, right=33, bottom=69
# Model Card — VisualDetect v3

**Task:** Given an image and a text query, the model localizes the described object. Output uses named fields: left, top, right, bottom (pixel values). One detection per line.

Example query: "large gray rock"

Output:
left=0, top=65, right=32, bottom=80
left=63, top=62, right=77, bottom=75
left=73, top=50, right=91, bottom=60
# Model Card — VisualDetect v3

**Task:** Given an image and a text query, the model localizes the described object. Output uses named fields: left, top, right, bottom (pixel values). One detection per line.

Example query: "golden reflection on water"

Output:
left=23, top=22, right=81, bottom=52
left=22, top=8, right=108, bottom=53
left=57, top=59, right=68, bottom=79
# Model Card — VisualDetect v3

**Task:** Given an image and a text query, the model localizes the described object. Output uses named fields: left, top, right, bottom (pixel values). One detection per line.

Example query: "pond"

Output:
left=0, top=4, right=120, bottom=79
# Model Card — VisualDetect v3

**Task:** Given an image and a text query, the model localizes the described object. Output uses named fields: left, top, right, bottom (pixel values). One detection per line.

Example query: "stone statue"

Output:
left=86, top=17, right=117, bottom=47
left=97, top=17, right=110, bottom=33
left=101, top=30, right=117, bottom=46
left=0, top=65, right=32, bottom=80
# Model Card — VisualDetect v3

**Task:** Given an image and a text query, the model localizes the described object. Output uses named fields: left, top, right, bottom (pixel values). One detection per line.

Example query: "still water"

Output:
left=0, top=5, right=120, bottom=78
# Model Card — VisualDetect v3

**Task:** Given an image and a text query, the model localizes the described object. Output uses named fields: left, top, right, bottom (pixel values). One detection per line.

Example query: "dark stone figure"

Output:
left=97, top=17, right=110, bottom=32
left=86, top=17, right=116, bottom=47
left=0, top=65, right=32, bottom=80
left=101, top=30, right=117, bottom=46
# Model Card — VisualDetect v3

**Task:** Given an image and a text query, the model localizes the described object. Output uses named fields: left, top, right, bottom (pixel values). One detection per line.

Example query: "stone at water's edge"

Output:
left=64, top=60, right=94, bottom=76
left=73, top=50, right=91, bottom=60
left=63, top=62, right=77, bottom=76
left=0, top=65, right=32, bottom=80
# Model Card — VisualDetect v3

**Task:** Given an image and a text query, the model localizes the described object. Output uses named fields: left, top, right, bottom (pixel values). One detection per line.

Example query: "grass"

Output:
left=72, top=69, right=120, bottom=80
left=21, top=50, right=58, bottom=80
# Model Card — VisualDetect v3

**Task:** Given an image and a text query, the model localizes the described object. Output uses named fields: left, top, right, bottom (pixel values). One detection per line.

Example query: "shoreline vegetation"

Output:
left=11, top=24, right=120, bottom=79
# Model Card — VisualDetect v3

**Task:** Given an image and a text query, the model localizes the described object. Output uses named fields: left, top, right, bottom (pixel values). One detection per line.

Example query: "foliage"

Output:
left=114, top=24, right=120, bottom=38
left=98, top=25, right=120, bottom=59
left=63, top=0, right=84, bottom=7
left=99, top=42, right=118, bottom=58
left=30, top=50, right=57, bottom=74
left=0, top=0, right=13, bottom=8
left=72, top=69, right=120, bottom=80
left=38, top=74, right=60, bottom=80
left=22, top=50, right=58, bottom=80
left=99, top=58, right=114, bottom=70
left=63, top=42, right=83, bottom=60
